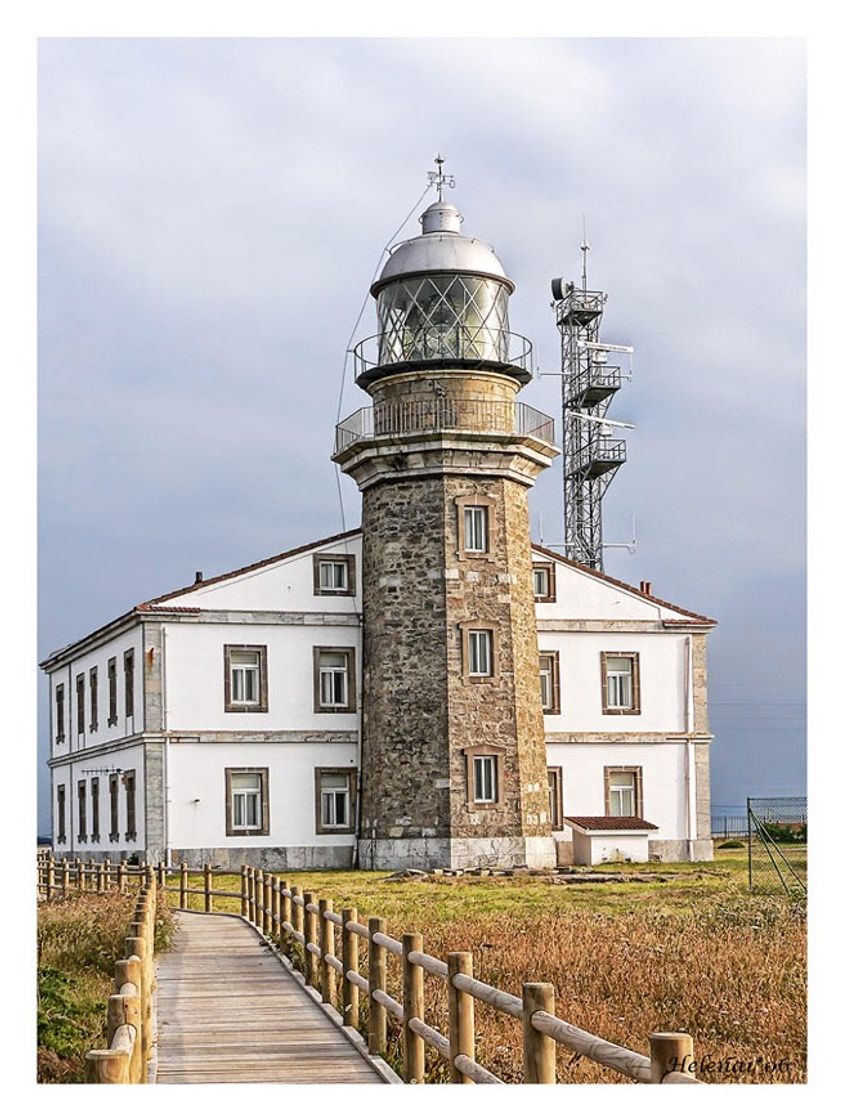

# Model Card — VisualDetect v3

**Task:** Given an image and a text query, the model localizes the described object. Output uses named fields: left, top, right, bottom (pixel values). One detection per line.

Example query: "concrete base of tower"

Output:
left=358, top=835, right=558, bottom=871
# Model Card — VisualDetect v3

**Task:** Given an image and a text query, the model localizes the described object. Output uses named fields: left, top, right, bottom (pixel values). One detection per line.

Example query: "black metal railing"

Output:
left=352, top=328, right=533, bottom=380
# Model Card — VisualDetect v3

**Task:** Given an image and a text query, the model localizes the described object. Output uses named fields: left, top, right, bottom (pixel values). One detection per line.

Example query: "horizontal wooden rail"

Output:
left=408, top=1017, right=450, bottom=1058
left=454, top=1054, right=504, bottom=1085
left=530, top=1009, right=651, bottom=1082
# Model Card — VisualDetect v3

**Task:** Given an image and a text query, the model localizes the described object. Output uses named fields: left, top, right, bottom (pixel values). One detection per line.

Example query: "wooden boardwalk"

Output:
left=155, top=911, right=385, bottom=1084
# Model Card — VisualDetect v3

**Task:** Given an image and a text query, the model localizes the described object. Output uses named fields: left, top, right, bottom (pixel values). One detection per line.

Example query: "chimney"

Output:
left=639, top=580, right=652, bottom=596
left=194, top=571, right=204, bottom=584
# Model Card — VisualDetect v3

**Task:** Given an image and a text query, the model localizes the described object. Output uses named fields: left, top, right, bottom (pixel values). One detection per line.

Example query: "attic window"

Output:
left=313, top=553, right=356, bottom=597
left=533, top=562, right=556, bottom=602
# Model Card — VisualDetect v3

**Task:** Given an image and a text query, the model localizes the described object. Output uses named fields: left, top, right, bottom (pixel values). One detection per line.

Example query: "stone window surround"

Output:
left=539, top=649, right=561, bottom=714
left=314, top=766, right=358, bottom=835
left=463, top=745, right=506, bottom=808
left=224, top=644, right=269, bottom=714
left=109, top=773, right=120, bottom=842
left=313, top=552, right=357, bottom=597
left=77, top=779, right=87, bottom=843
left=90, top=776, right=100, bottom=844
left=55, top=682, right=65, bottom=743
left=457, top=620, right=501, bottom=684
left=56, top=783, right=66, bottom=845
left=124, top=769, right=137, bottom=842
left=123, top=649, right=135, bottom=720
left=225, top=766, right=270, bottom=837
left=107, top=657, right=118, bottom=726
left=533, top=561, right=556, bottom=603
left=547, top=765, right=564, bottom=829
left=600, top=651, right=641, bottom=715
left=454, top=494, right=497, bottom=561
left=312, top=647, right=358, bottom=713
left=88, top=666, right=98, bottom=732
left=75, top=672, right=85, bottom=740
left=603, top=765, right=643, bottom=818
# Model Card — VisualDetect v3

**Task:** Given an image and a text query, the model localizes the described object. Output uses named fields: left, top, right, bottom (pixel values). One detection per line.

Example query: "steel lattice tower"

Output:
left=551, top=250, right=629, bottom=571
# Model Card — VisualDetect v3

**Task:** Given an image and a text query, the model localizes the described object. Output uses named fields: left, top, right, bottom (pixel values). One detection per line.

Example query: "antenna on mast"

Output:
left=427, top=154, right=456, bottom=201
left=580, top=214, right=589, bottom=291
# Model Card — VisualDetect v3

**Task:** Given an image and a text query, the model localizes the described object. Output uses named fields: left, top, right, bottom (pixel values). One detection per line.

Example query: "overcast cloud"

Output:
left=37, top=38, right=806, bottom=832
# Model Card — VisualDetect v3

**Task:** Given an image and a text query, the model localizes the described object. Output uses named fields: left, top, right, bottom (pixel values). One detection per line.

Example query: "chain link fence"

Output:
left=747, top=796, right=807, bottom=899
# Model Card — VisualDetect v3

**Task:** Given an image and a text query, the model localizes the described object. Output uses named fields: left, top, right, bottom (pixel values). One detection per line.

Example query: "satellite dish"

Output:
left=550, top=277, right=574, bottom=301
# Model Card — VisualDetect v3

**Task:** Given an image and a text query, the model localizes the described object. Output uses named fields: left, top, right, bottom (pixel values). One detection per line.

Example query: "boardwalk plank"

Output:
left=155, top=912, right=383, bottom=1084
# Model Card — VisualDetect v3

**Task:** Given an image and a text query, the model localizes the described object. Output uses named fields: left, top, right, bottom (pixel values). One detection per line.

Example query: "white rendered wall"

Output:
left=532, top=552, right=688, bottom=623
left=162, top=621, right=361, bottom=733
left=50, top=742, right=146, bottom=855
left=573, top=832, right=650, bottom=865
left=166, top=741, right=358, bottom=850
left=546, top=741, right=688, bottom=842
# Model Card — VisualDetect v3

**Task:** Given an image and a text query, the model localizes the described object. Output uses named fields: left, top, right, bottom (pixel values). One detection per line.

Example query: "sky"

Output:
left=37, top=37, right=806, bottom=834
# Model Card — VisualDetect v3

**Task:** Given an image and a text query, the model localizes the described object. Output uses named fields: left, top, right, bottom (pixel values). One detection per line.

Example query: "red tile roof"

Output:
left=565, top=816, right=658, bottom=832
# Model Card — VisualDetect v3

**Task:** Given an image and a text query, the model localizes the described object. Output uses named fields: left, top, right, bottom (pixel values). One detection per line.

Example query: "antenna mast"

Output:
left=550, top=239, right=634, bottom=571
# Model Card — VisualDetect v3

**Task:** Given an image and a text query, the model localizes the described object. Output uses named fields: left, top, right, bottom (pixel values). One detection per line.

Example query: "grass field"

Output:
left=169, top=847, right=806, bottom=1084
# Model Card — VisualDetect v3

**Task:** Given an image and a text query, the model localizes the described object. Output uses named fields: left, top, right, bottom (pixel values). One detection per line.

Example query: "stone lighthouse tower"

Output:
left=334, top=163, right=559, bottom=869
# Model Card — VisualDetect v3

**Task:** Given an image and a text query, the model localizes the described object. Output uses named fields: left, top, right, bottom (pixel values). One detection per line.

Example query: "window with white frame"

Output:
left=316, top=769, right=355, bottom=832
left=539, top=651, right=560, bottom=713
left=532, top=562, right=555, bottom=601
left=607, top=770, right=639, bottom=816
left=55, top=683, right=65, bottom=743
left=315, top=648, right=355, bottom=711
left=602, top=653, right=640, bottom=713
left=230, top=772, right=262, bottom=830
left=313, top=553, right=356, bottom=596
left=319, top=559, right=349, bottom=592
left=225, top=645, right=268, bottom=712
left=468, top=629, right=493, bottom=677
left=473, top=755, right=498, bottom=803
left=56, top=784, right=66, bottom=844
left=547, top=767, right=563, bottom=829
left=463, top=505, right=489, bottom=554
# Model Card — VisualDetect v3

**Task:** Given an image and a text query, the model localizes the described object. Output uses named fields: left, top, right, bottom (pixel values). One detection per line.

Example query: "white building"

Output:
left=41, top=528, right=715, bottom=868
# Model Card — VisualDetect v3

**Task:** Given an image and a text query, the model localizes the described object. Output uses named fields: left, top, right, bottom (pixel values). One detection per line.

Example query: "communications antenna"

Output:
left=550, top=238, right=634, bottom=571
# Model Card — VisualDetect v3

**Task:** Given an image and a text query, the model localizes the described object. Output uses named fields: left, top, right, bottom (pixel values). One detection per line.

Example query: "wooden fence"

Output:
left=37, top=855, right=701, bottom=1085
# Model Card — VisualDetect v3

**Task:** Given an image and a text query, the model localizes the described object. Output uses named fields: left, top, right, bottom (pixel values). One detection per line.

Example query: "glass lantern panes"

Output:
left=231, top=772, right=262, bottom=829
left=321, top=772, right=350, bottom=828
left=377, top=273, right=510, bottom=365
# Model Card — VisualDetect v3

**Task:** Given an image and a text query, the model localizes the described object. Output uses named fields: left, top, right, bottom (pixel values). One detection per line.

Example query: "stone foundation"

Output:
left=359, top=834, right=557, bottom=871
left=648, top=838, right=714, bottom=863
left=167, top=845, right=356, bottom=871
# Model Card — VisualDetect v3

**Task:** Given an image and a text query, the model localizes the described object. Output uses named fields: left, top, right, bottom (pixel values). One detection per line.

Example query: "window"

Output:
left=313, top=553, right=356, bottom=596
left=77, top=780, right=87, bottom=842
left=124, top=770, right=136, bottom=841
left=315, top=768, right=356, bottom=834
left=313, top=648, right=356, bottom=713
left=109, top=773, right=120, bottom=841
left=605, top=767, right=643, bottom=818
left=601, top=652, right=641, bottom=714
left=225, top=768, right=269, bottom=836
left=56, top=784, right=66, bottom=844
left=224, top=645, right=268, bottom=713
left=76, top=673, right=85, bottom=738
left=455, top=495, right=495, bottom=560
left=89, top=667, right=98, bottom=732
left=533, top=562, right=556, bottom=602
left=547, top=767, right=564, bottom=829
left=90, top=777, right=100, bottom=842
left=55, top=684, right=65, bottom=743
left=124, top=650, right=134, bottom=720
left=539, top=651, right=560, bottom=714
left=107, top=658, right=118, bottom=726
left=468, top=629, right=493, bottom=677
left=464, top=746, right=505, bottom=807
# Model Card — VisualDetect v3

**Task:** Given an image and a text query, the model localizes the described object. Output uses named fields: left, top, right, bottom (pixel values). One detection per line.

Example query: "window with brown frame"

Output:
left=224, top=645, right=269, bottom=713
left=124, top=650, right=135, bottom=719
left=604, top=767, right=643, bottom=818
left=77, top=780, right=87, bottom=842
left=55, top=683, right=65, bottom=743
left=109, top=773, right=120, bottom=842
left=90, top=777, right=100, bottom=843
left=124, top=770, right=137, bottom=841
left=107, top=657, right=118, bottom=726
left=313, top=647, right=357, bottom=713
left=56, top=784, right=66, bottom=844
left=458, top=621, right=499, bottom=683
left=532, top=562, right=556, bottom=602
left=313, top=553, right=356, bottom=596
left=75, top=673, right=85, bottom=739
left=89, top=666, right=98, bottom=732
left=547, top=767, right=564, bottom=829
left=315, top=768, right=357, bottom=834
left=464, top=745, right=505, bottom=808
left=539, top=651, right=561, bottom=714
left=454, top=495, right=496, bottom=560
left=225, top=768, right=270, bottom=836
left=600, top=652, right=641, bottom=714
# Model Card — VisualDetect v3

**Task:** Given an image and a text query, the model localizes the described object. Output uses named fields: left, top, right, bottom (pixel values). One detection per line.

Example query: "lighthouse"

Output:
left=334, top=162, right=560, bottom=869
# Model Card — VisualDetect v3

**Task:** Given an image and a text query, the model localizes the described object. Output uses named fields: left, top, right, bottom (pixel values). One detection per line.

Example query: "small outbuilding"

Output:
left=565, top=816, right=658, bottom=866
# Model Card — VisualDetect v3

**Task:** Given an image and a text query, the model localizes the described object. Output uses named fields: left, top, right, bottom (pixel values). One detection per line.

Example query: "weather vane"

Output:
left=427, top=154, right=456, bottom=201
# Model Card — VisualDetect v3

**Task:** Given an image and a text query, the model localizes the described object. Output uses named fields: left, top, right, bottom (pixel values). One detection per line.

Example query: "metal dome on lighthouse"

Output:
left=355, top=157, right=531, bottom=388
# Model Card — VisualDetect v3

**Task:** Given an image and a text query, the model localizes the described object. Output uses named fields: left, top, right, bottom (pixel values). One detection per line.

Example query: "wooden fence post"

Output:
left=76, top=857, right=84, bottom=892
left=179, top=862, right=187, bottom=909
left=118, top=861, right=127, bottom=893
left=46, top=855, right=55, bottom=900
left=157, top=860, right=165, bottom=890
left=240, top=864, right=248, bottom=917
left=255, top=869, right=265, bottom=929
left=104, top=858, right=112, bottom=889
left=97, top=862, right=106, bottom=894
left=86, top=1049, right=129, bottom=1083
left=248, top=867, right=256, bottom=923
left=115, top=956, right=144, bottom=1083
left=290, top=882, right=303, bottom=971
left=523, top=982, right=556, bottom=1084
left=368, top=917, right=387, bottom=1056
left=402, top=932, right=425, bottom=1083
left=303, top=892, right=319, bottom=988
left=319, top=899, right=336, bottom=1006
left=448, top=951, right=475, bottom=1083
left=649, top=1032, right=694, bottom=1083
left=341, top=907, right=359, bottom=1030
left=271, top=877, right=281, bottom=942
left=263, top=872, right=273, bottom=936
left=126, top=936, right=149, bottom=1068
left=203, top=863, right=212, bottom=913
left=279, top=880, right=291, bottom=955
left=61, top=858, right=70, bottom=896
